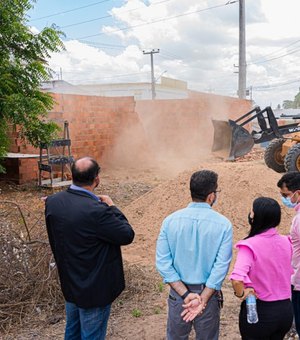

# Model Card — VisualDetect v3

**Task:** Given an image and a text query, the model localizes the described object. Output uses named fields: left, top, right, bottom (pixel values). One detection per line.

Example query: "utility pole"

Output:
left=143, top=49, right=160, bottom=100
left=238, top=0, right=246, bottom=99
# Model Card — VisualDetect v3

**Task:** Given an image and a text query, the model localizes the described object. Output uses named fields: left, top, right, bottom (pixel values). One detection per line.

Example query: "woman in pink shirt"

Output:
left=230, top=197, right=293, bottom=340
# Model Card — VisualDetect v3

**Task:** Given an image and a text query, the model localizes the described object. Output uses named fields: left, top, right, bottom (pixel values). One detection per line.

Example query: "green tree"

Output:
left=282, top=100, right=295, bottom=109
left=294, top=92, right=300, bottom=108
left=282, top=90, right=300, bottom=109
left=0, top=0, right=64, bottom=172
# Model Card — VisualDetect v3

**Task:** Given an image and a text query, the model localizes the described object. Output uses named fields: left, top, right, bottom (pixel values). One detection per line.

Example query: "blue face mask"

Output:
left=281, top=196, right=297, bottom=208
left=211, top=191, right=218, bottom=206
left=212, top=196, right=217, bottom=206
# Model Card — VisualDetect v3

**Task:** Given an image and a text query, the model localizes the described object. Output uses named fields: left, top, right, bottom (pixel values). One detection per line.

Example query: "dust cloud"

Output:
left=104, top=96, right=252, bottom=177
left=103, top=121, right=154, bottom=169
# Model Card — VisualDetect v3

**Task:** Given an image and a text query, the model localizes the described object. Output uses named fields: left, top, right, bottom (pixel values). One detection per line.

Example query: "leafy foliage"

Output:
left=0, top=0, right=64, bottom=172
left=282, top=100, right=294, bottom=109
left=282, top=91, right=300, bottom=109
left=295, top=92, right=300, bottom=108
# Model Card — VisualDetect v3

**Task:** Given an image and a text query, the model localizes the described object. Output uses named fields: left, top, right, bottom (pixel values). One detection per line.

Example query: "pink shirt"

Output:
left=291, top=203, right=300, bottom=290
left=230, top=228, right=293, bottom=301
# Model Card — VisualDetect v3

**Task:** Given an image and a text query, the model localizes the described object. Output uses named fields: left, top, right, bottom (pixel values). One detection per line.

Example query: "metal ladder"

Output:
left=38, top=121, right=74, bottom=188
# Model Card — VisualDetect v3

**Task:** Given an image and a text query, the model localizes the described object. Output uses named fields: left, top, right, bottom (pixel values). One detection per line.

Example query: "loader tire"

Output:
left=264, top=139, right=286, bottom=173
left=284, top=144, right=300, bottom=172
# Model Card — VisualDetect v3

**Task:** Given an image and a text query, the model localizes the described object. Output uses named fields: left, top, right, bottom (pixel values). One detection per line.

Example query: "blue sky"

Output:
left=28, top=0, right=125, bottom=45
left=26, top=0, right=300, bottom=108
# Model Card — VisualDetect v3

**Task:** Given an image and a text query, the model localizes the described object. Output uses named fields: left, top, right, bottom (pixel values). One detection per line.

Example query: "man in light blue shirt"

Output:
left=156, top=170, right=232, bottom=340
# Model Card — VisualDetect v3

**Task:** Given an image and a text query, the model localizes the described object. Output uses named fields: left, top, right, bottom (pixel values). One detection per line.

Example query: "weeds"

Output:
left=158, top=281, right=164, bottom=293
left=132, top=308, right=142, bottom=317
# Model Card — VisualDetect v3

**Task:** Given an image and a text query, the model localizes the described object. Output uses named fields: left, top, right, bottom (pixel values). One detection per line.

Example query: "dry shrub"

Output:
left=0, top=201, right=64, bottom=333
left=0, top=201, right=163, bottom=333
left=114, top=262, right=163, bottom=318
left=123, top=262, right=161, bottom=299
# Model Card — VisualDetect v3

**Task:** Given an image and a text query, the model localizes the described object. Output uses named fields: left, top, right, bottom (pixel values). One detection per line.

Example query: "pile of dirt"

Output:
left=1, top=158, right=298, bottom=339
left=122, top=158, right=293, bottom=266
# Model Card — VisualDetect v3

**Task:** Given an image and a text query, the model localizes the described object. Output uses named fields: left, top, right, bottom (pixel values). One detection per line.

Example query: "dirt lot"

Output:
left=0, top=149, right=298, bottom=339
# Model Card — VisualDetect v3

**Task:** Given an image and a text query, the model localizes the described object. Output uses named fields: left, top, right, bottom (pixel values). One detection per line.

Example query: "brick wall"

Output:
left=0, top=157, right=39, bottom=184
left=1, top=93, right=148, bottom=183
left=48, top=93, right=141, bottom=162
left=2, top=92, right=252, bottom=184
left=136, top=93, right=252, bottom=161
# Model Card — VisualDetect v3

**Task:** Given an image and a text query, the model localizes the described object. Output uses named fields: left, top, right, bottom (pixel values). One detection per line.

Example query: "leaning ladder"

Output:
left=38, top=121, right=74, bottom=188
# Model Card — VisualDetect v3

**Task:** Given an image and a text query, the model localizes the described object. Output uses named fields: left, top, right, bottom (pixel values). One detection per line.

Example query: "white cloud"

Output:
left=49, top=41, right=146, bottom=83
left=30, top=26, right=40, bottom=34
left=47, top=0, right=300, bottom=107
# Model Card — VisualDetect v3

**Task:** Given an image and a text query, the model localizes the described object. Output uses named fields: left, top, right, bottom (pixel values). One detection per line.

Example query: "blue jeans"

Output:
left=64, top=301, right=111, bottom=340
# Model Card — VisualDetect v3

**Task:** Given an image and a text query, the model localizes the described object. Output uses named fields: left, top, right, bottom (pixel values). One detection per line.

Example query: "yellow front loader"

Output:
left=212, top=106, right=300, bottom=172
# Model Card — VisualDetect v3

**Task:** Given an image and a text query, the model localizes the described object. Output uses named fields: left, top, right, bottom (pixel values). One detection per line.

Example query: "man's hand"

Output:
left=183, top=292, right=200, bottom=305
left=181, top=294, right=207, bottom=322
left=99, top=195, right=115, bottom=206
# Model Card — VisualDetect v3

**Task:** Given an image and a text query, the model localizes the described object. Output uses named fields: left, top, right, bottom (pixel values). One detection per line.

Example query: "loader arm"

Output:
left=248, top=107, right=300, bottom=144
left=212, top=106, right=300, bottom=160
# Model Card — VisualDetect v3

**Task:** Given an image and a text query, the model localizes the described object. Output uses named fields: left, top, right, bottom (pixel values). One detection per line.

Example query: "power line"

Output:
left=72, top=40, right=127, bottom=50
left=62, top=70, right=149, bottom=79
left=75, top=1, right=238, bottom=40
left=252, top=78, right=300, bottom=90
left=61, top=78, right=149, bottom=84
left=61, top=14, right=112, bottom=29
left=250, top=39, right=300, bottom=64
left=29, top=0, right=110, bottom=22
left=60, top=0, right=172, bottom=29
left=159, top=51, right=184, bottom=60
left=248, top=46, right=300, bottom=65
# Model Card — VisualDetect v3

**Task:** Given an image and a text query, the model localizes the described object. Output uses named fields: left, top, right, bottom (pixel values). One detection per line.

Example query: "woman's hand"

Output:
left=242, top=287, right=257, bottom=301
left=232, top=280, right=257, bottom=301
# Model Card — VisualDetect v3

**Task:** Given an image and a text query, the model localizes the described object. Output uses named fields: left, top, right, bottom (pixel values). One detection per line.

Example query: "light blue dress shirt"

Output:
left=156, top=202, right=233, bottom=290
left=70, top=184, right=100, bottom=202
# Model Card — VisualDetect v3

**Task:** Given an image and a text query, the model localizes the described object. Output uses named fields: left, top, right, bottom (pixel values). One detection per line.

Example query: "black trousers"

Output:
left=292, top=288, right=300, bottom=336
left=239, top=298, right=293, bottom=340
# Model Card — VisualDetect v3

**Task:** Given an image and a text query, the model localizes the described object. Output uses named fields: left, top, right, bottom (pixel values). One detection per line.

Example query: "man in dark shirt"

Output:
left=45, top=157, right=135, bottom=340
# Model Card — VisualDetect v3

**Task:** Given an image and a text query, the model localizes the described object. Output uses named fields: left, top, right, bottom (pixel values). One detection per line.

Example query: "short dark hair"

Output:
left=247, top=197, right=281, bottom=239
left=71, top=158, right=100, bottom=186
left=190, top=170, right=218, bottom=201
left=277, top=172, right=300, bottom=190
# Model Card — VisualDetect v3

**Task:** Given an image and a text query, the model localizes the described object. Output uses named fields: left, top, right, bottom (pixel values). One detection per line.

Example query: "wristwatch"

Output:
left=181, top=290, right=190, bottom=300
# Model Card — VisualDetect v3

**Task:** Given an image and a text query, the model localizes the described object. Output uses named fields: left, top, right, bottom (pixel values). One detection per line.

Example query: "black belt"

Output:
left=184, top=283, right=205, bottom=290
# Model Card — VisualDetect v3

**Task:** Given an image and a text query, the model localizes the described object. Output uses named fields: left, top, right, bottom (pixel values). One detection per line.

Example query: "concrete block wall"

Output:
left=135, top=93, right=252, bottom=161
left=18, top=157, right=39, bottom=183
left=49, top=93, right=138, bottom=161
left=2, top=92, right=252, bottom=184
left=0, top=157, right=39, bottom=184
left=1, top=93, right=146, bottom=183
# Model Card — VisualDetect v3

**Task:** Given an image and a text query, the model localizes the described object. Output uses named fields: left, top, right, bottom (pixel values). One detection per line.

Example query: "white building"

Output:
left=41, top=77, right=189, bottom=100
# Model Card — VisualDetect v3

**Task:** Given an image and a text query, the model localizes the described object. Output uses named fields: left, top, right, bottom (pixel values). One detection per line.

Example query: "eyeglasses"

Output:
left=280, top=191, right=296, bottom=198
left=213, top=189, right=221, bottom=194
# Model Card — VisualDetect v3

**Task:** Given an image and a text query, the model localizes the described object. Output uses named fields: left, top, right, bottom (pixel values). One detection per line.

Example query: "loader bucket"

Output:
left=212, top=119, right=254, bottom=160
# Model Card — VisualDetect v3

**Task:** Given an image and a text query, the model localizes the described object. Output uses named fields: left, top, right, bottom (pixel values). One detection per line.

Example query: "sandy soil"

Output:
left=1, top=150, right=299, bottom=339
